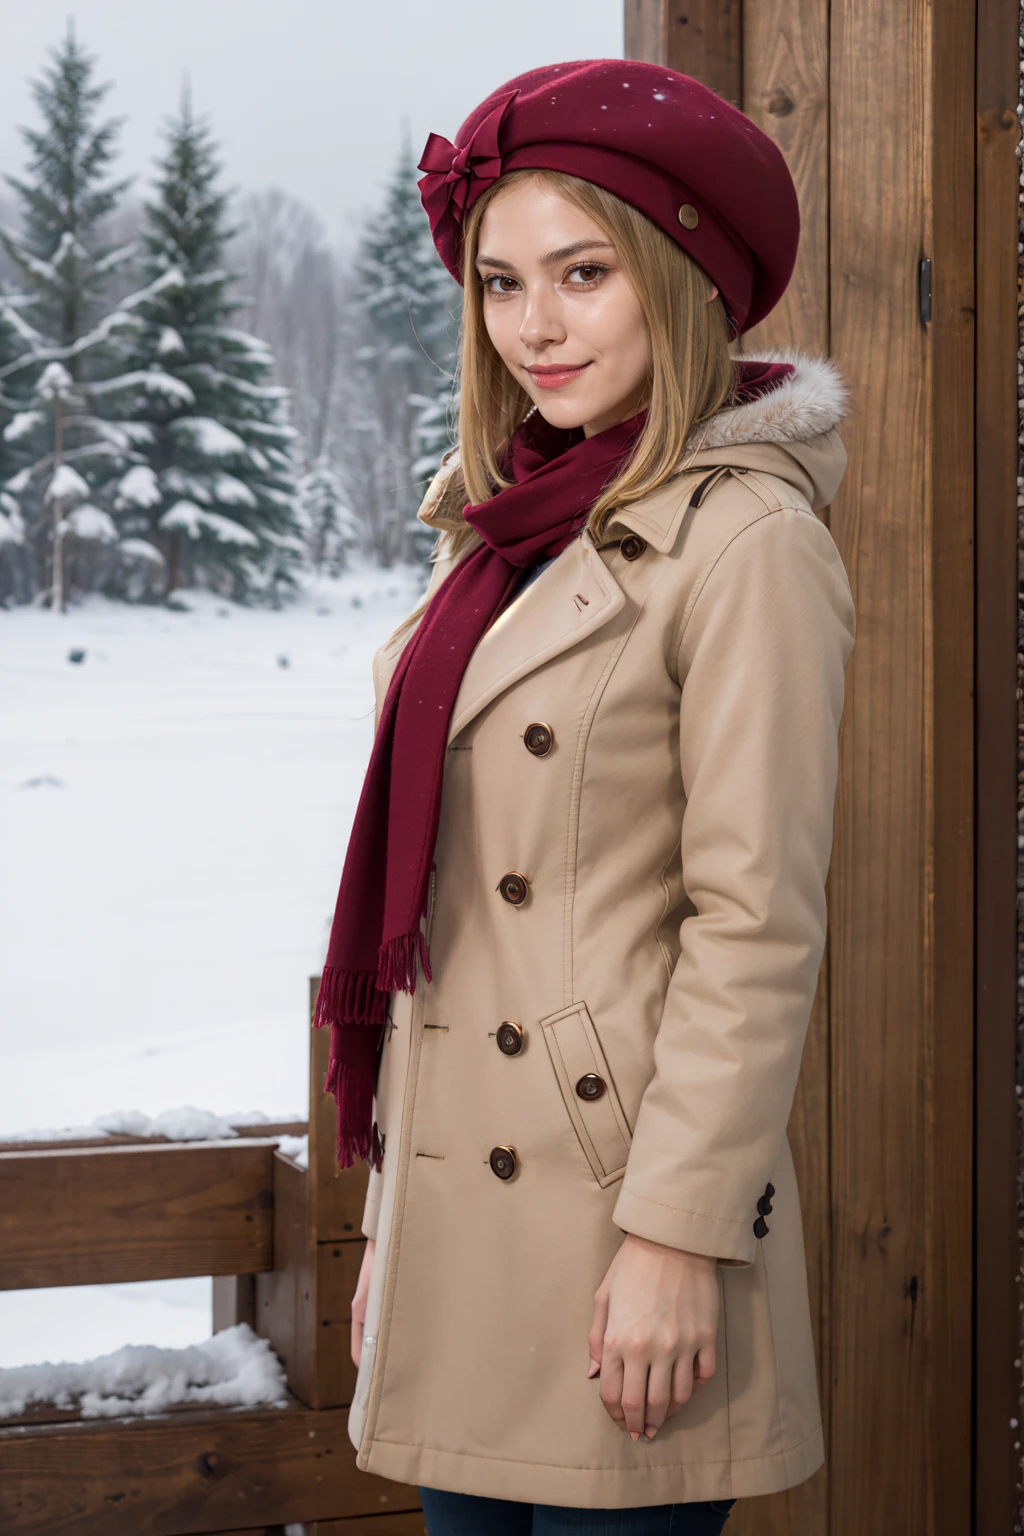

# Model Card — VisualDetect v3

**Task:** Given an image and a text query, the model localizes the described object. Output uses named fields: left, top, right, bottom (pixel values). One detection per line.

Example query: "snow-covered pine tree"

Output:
left=0, top=27, right=139, bottom=604
left=296, top=455, right=358, bottom=574
left=0, top=293, right=32, bottom=602
left=348, top=133, right=459, bottom=565
left=408, top=376, right=459, bottom=562
left=101, top=94, right=303, bottom=602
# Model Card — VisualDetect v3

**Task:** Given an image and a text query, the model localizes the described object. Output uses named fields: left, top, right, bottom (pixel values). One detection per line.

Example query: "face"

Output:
left=475, top=178, right=649, bottom=438
left=474, top=177, right=720, bottom=439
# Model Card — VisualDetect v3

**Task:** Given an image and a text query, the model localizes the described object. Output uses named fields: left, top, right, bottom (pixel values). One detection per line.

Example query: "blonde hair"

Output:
left=425, top=168, right=735, bottom=557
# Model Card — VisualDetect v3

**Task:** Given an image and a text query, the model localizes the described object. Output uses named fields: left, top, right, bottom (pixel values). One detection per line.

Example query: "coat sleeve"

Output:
left=612, top=504, right=855, bottom=1266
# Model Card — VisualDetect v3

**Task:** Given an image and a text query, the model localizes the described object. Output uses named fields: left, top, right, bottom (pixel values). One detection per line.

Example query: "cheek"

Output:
left=483, top=301, right=520, bottom=366
left=579, top=289, right=650, bottom=383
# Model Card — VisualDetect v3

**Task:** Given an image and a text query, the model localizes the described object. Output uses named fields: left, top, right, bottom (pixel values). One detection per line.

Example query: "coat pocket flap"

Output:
left=540, top=1002, right=632, bottom=1187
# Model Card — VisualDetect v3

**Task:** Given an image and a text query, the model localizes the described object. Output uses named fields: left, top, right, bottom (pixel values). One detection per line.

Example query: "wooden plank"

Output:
left=665, top=0, right=742, bottom=107
left=0, top=1123, right=306, bottom=1156
left=828, top=0, right=976, bottom=1526
left=312, top=1239, right=363, bottom=1408
left=0, top=1141, right=276, bottom=1290
left=740, top=0, right=830, bottom=358
left=0, top=1403, right=416, bottom=1536
left=926, top=3, right=976, bottom=1533
left=828, top=1, right=932, bottom=1525
left=256, top=1151, right=315, bottom=1405
left=623, top=0, right=665, bottom=63
left=309, top=1516, right=426, bottom=1535
left=973, top=7, right=1023, bottom=1534
left=733, top=4, right=832, bottom=1532
left=213, top=1275, right=257, bottom=1334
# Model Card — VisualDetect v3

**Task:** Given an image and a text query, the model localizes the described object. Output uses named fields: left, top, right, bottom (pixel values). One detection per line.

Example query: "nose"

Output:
left=518, top=283, right=566, bottom=351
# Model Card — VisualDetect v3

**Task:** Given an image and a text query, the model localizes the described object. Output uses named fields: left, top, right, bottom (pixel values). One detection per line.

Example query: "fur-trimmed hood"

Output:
left=682, top=347, right=849, bottom=513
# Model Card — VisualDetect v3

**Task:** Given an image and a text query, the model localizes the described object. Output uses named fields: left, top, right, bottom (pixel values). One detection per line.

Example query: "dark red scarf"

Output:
left=315, top=359, right=795, bottom=1168
left=314, top=408, right=644, bottom=1166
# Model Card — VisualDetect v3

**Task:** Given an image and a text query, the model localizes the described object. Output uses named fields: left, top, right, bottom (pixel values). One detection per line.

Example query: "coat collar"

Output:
left=447, top=530, right=624, bottom=742
left=432, top=348, right=847, bottom=741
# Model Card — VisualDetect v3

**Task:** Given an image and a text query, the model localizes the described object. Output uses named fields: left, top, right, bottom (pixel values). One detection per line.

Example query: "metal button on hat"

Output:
left=489, top=1145, right=518, bottom=1179
left=678, top=203, right=699, bottom=229
left=498, top=871, right=529, bottom=905
left=575, top=1073, right=607, bottom=1101
left=620, top=535, right=647, bottom=561
left=524, top=722, right=554, bottom=756
left=496, top=1021, right=524, bottom=1055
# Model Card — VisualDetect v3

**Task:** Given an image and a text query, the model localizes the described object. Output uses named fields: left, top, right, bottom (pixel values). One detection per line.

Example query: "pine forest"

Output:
left=0, top=29, right=461, bottom=609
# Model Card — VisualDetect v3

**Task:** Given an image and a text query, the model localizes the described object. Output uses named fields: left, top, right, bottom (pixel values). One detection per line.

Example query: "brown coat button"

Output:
left=496, top=1021, right=524, bottom=1055
left=497, top=871, right=529, bottom=905
left=524, top=722, right=554, bottom=756
left=575, top=1072, right=606, bottom=1100
left=489, top=1145, right=517, bottom=1179
left=620, top=535, right=647, bottom=561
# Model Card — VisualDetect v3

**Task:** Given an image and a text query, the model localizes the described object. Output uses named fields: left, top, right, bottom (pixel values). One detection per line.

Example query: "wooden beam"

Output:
left=0, top=1122, right=306, bottom=1157
left=623, top=1, right=742, bottom=106
left=623, top=0, right=665, bottom=63
left=665, top=0, right=742, bottom=107
left=212, top=1275, right=257, bottom=1334
left=973, top=0, right=1023, bottom=1530
left=0, top=1140, right=277, bottom=1290
left=0, top=1403, right=417, bottom=1536
left=308, top=1517, right=426, bottom=1535
left=733, top=5, right=832, bottom=1533
left=827, top=0, right=975, bottom=1526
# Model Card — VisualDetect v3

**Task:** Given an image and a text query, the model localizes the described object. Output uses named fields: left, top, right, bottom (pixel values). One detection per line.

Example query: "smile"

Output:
left=524, top=363, right=592, bottom=390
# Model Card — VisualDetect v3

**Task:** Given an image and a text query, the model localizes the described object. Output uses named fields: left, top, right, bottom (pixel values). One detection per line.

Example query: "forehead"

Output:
left=476, top=179, right=611, bottom=261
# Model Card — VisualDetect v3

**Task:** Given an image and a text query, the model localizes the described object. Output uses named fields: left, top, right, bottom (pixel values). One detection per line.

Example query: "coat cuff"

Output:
left=361, top=1164, right=383, bottom=1241
left=612, top=1183, right=756, bottom=1267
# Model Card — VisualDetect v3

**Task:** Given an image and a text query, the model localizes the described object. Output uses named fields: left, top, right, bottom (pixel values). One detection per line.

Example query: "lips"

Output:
left=524, top=362, right=591, bottom=390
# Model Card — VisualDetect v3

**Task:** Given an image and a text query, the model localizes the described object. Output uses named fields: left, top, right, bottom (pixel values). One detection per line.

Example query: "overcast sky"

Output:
left=0, top=1, right=624, bottom=246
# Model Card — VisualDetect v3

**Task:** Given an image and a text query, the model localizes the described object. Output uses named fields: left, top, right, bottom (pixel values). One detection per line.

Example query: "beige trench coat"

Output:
left=346, top=356, right=856, bottom=1509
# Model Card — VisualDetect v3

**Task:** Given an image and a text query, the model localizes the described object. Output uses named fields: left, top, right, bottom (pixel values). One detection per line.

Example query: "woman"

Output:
left=317, top=60, right=855, bottom=1535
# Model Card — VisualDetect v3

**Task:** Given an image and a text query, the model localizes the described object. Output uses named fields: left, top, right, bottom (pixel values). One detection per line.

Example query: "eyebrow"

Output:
left=475, top=238, right=616, bottom=270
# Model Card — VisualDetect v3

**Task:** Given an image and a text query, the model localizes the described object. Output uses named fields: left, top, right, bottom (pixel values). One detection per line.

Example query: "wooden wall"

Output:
left=624, top=0, right=1001, bottom=1529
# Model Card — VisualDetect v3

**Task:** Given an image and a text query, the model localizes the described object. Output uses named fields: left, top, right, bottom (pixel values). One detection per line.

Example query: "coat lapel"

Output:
left=447, top=532, right=625, bottom=743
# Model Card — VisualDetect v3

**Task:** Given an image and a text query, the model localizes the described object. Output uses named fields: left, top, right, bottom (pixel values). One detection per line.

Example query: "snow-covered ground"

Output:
left=0, top=566, right=424, bottom=1369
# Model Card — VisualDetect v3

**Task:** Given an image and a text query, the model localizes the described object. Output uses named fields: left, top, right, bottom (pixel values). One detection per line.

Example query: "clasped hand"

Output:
left=588, top=1233, right=719, bottom=1441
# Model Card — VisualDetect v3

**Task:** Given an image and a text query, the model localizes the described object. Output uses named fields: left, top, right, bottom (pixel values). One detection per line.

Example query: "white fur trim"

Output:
left=688, top=347, right=848, bottom=452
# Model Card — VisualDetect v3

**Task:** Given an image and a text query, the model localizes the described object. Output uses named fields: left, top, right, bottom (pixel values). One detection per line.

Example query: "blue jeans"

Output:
left=418, top=1486, right=736, bottom=1534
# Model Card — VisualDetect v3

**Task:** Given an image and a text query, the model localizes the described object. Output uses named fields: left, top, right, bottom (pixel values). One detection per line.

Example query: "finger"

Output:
left=692, top=1339, right=717, bottom=1394
left=669, top=1348, right=695, bottom=1412
left=588, top=1289, right=609, bottom=1373
left=350, top=1315, right=363, bottom=1369
left=643, top=1357, right=673, bottom=1438
left=598, top=1349, right=626, bottom=1426
left=620, top=1354, right=650, bottom=1440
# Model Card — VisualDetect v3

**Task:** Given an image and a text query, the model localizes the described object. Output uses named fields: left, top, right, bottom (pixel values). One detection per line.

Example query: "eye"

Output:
left=480, top=272, right=521, bottom=296
left=566, top=262, right=608, bottom=287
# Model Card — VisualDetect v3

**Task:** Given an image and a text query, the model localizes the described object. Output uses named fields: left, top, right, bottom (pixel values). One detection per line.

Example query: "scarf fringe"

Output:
left=324, top=1053, right=376, bottom=1170
left=313, top=964, right=389, bottom=1029
left=377, top=928, right=432, bottom=990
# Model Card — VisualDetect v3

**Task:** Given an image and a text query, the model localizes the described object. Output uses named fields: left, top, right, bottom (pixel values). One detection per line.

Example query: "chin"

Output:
left=529, top=395, right=597, bottom=432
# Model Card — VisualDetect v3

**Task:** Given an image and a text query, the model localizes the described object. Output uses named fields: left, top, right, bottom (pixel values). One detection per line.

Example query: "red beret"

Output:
left=417, top=59, right=800, bottom=336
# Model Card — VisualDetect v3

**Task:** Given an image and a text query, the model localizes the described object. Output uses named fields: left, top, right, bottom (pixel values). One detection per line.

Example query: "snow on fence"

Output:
left=0, top=979, right=422, bottom=1536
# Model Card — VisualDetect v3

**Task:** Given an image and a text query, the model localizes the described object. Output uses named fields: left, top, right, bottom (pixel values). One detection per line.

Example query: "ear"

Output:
left=706, top=284, right=720, bottom=303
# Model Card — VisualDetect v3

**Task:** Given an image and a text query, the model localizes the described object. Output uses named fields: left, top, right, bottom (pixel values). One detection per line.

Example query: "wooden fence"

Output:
left=0, top=979, right=424, bottom=1536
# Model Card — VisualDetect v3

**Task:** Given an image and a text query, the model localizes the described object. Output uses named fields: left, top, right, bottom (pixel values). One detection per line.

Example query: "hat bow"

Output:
left=417, top=90, right=518, bottom=252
